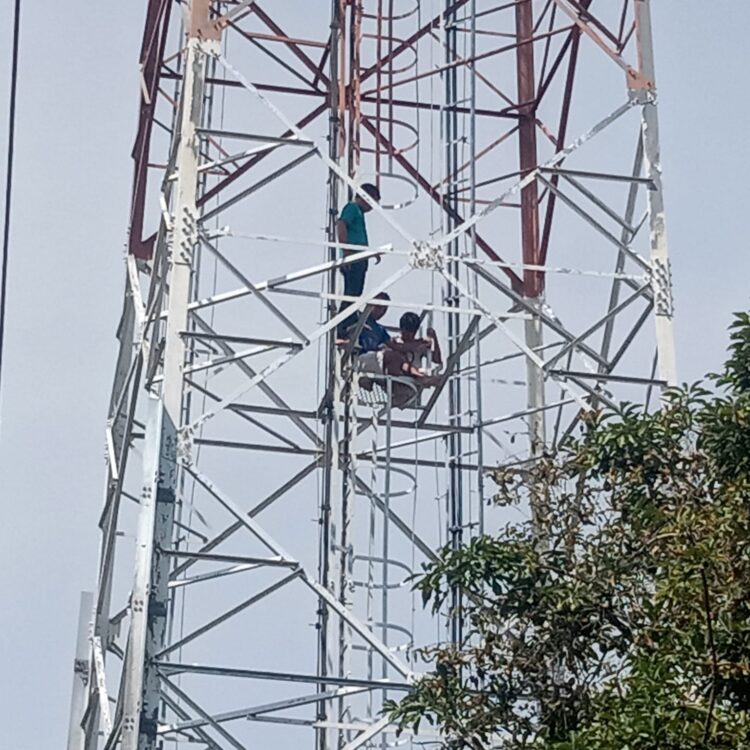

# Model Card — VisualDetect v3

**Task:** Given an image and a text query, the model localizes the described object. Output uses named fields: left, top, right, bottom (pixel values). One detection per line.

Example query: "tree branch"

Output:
left=700, top=564, right=719, bottom=743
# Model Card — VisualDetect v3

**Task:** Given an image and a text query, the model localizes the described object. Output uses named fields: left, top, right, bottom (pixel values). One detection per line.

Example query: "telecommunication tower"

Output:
left=66, top=1, right=675, bottom=748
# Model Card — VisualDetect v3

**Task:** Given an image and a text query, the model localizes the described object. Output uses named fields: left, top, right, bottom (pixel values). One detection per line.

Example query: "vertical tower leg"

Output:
left=83, top=293, right=137, bottom=750
left=444, top=0, right=465, bottom=648
left=515, top=0, right=546, bottom=525
left=634, top=0, right=676, bottom=386
left=66, top=591, right=93, bottom=750
left=320, top=4, right=345, bottom=749
left=119, top=4, right=220, bottom=748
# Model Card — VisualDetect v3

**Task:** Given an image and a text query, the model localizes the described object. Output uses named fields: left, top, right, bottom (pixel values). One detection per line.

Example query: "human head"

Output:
left=370, top=292, right=390, bottom=321
left=355, top=182, right=381, bottom=213
left=399, top=311, right=420, bottom=341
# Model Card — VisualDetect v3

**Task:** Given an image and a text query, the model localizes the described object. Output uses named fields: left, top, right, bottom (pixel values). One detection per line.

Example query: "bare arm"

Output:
left=384, top=338, right=408, bottom=353
left=426, top=328, right=443, bottom=366
left=336, top=219, right=348, bottom=247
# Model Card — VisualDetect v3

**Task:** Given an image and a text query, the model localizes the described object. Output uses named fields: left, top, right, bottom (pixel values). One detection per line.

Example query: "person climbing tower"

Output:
left=336, top=182, right=381, bottom=336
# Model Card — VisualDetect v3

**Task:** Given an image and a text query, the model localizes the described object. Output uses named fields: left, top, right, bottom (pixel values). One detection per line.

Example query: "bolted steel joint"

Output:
left=178, top=426, right=194, bottom=466
left=73, top=658, right=89, bottom=685
left=177, top=206, right=198, bottom=260
left=409, top=240, right=445, bottom=270
left=651, top=257, right=674, bottom=317
left=122, top=716, right=136, bottom=734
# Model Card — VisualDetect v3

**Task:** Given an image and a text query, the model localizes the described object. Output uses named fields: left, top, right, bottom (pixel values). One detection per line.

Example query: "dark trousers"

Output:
left=338, top=259, right=369, bottom=336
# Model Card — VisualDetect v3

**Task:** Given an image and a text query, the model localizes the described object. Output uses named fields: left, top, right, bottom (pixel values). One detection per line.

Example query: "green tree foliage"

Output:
left=387, top=314, right=750, bottom=749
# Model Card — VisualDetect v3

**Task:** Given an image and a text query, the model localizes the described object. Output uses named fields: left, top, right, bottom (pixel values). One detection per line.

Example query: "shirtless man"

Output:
left=359, top=311, right=442, bottom=407
left=388, top=311, right=443, bottom=368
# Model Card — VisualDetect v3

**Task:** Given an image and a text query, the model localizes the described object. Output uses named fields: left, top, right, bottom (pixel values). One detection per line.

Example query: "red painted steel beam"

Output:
left=515, top=0, right=542, bottom=297
left=538, top=0, right=593, bottom=267
left=362, top=24, right=572, bottom=101
left=160, top=69, right=328, bottom=99
left=566, top=0, right=621, bottom=46
left=135, top=1, right=334, bottom=225
left=359, top=0, right=471, bottom=86
left=361, top=116, right=523, bottom=291
left=199, top=0, right=513, bottom=222
left=226, top=20, right=324, bottom=93
left=147, top=0, right=583, bottom=281
left=251, top=5, right=330, bottom=87
left=312, top=40, right=331, bottom=90
left=128, top=0, right=172, bottom=259
left=159, top=68, right=520, bottom=120
left=226, top=30, right=328, bottom=49
left=361, top=95, right=520, bottom=120
left=197, top=102, right=328, bottom=207
left=536, top=20, right=578, bottom=104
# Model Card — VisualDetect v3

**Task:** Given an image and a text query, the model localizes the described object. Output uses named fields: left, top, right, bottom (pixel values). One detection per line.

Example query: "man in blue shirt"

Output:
left=336, top=182, right=381, bottom=335
left=358, top=292, right=391, bottom=352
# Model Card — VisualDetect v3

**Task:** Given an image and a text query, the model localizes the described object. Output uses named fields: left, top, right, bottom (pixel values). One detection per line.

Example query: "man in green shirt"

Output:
left=336, top=182, right=381, bottom=335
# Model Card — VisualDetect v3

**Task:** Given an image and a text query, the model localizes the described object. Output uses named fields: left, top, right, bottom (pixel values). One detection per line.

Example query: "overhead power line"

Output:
left=0, top=0, right=21, bottom=419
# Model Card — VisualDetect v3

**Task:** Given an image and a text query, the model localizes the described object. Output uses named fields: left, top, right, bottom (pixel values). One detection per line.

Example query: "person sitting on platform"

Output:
left=358, top=311, right=443, bottom=408
left=336, top=292, right=390, bottom=349
left=357, top=293, right=391, bottom=352
left=336, top=183, right=381, bottom=336
left=387, top=311, right=443, bottom=368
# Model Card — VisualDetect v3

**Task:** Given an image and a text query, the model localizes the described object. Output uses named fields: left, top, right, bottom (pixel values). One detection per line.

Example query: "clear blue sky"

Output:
left=0, top=3, right=748, bottom=747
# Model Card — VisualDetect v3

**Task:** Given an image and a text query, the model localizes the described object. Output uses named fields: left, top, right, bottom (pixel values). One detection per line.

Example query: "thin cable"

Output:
left=0, top=0, right=22, bottom=422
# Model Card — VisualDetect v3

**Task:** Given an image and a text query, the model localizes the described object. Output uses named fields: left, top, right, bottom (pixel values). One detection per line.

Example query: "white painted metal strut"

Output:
left=634, top=0, right=677, bottom=387
left=66, top=592, right=93, bottom=750
left=122, top=28, right=218, bottom=750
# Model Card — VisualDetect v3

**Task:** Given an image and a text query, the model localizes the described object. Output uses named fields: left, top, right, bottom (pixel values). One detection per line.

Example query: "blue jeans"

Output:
left=338, top=259, right=369, bottom=335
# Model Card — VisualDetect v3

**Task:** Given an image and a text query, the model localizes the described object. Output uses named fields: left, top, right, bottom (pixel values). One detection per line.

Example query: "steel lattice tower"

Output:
left=66, top=1, right=675, bottom=748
